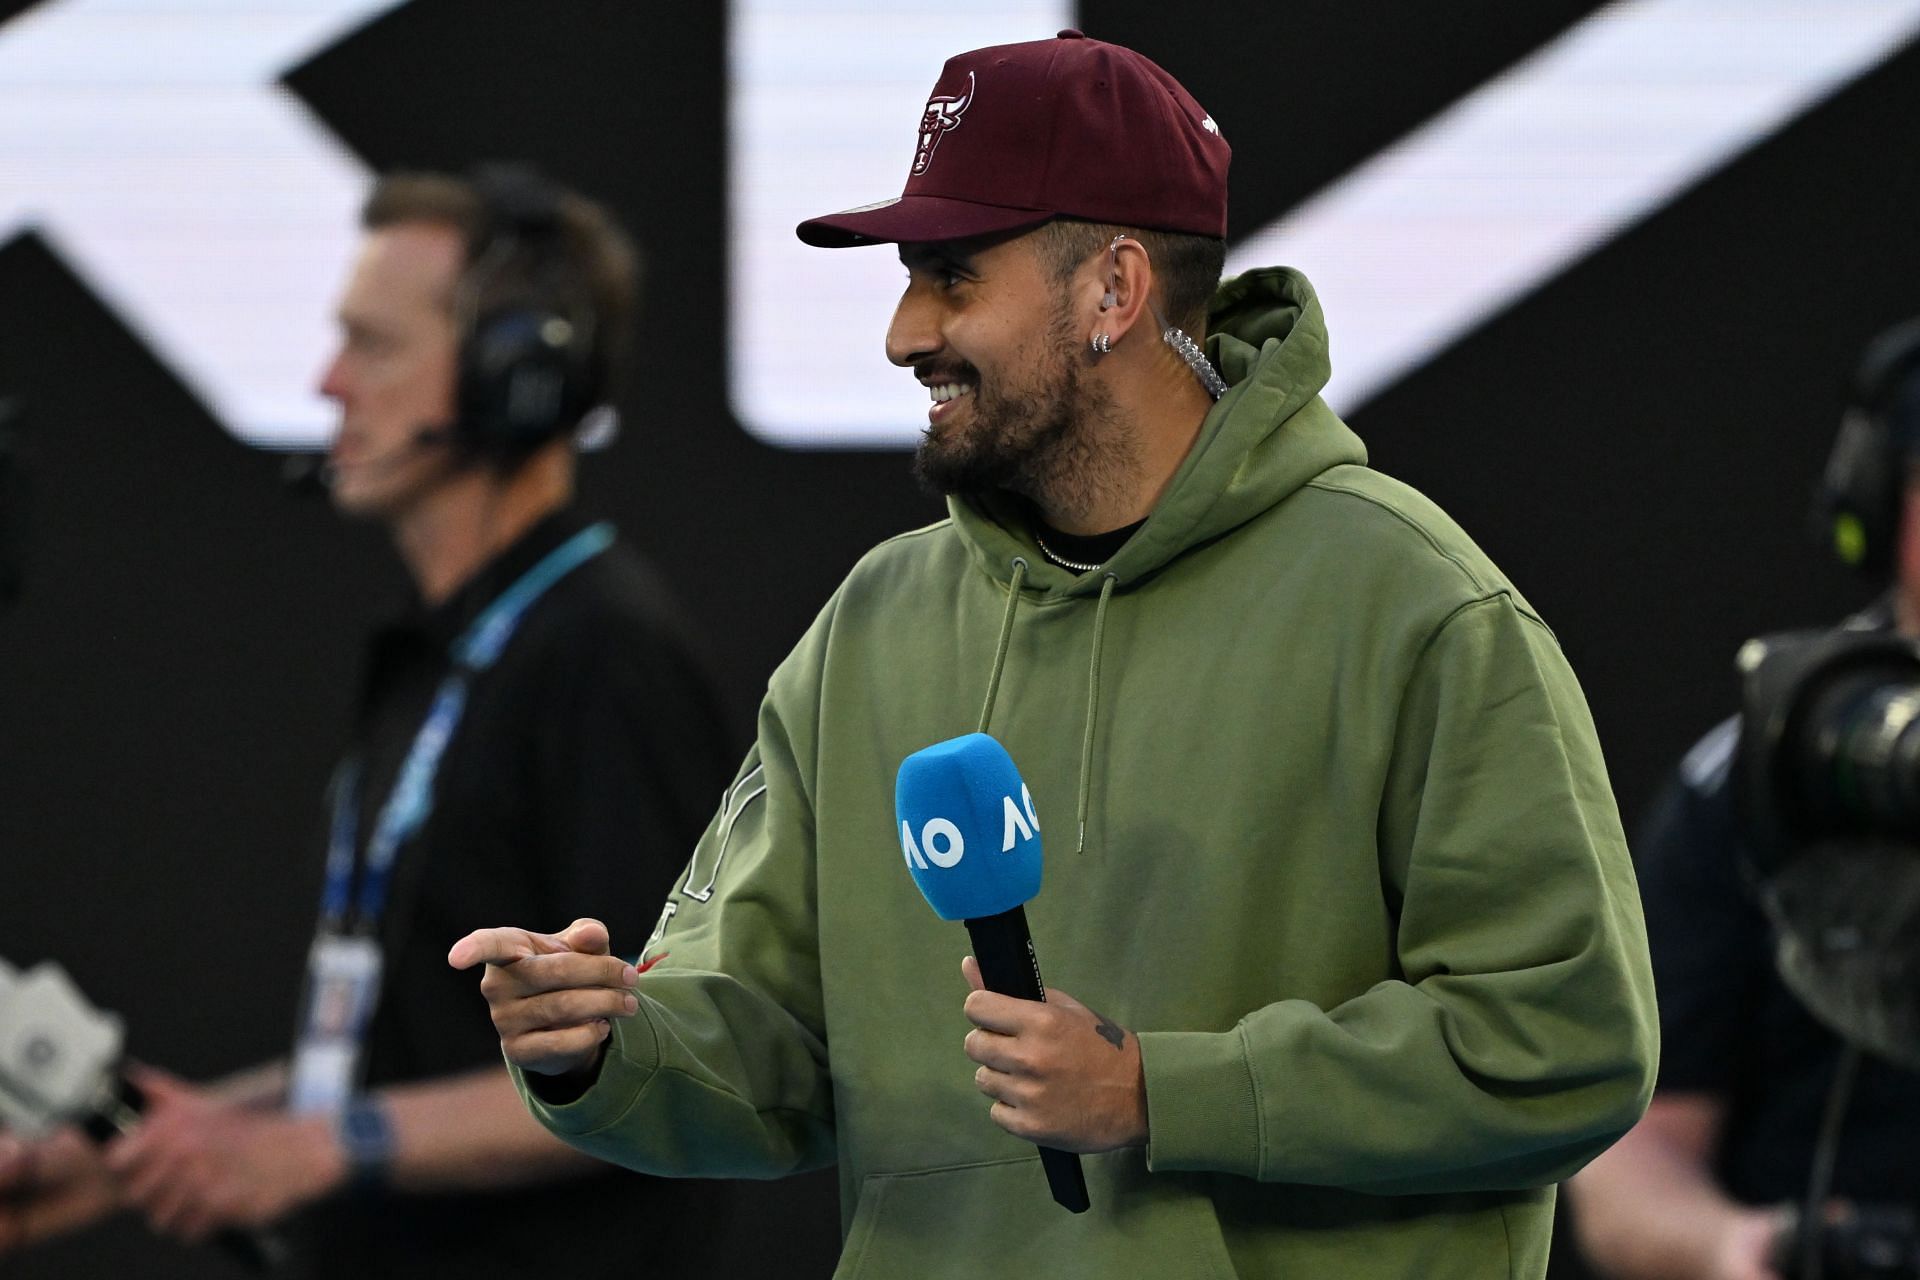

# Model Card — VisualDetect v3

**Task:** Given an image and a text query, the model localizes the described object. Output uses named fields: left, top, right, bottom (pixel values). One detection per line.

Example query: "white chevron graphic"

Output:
left=729, top=0, right=1072, bottom=448
left=730, top=0, right=1920, bottom=445
left=0, top=0, right=406, bottom=446
left=1227, top=0, right=1920, bottom=415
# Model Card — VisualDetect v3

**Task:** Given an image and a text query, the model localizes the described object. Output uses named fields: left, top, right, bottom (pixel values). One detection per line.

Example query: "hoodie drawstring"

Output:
left=977, top=557, right=1028, bottom=734
left=1077, top=573, right=1118, bottom=853
left=978, top=558, right=1117, bottom=856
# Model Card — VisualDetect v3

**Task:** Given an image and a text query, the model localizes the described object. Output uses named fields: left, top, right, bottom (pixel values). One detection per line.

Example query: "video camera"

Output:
left=1734, top=625, right=1920, bottom=1074
left=1734, top=626, right=1920, bottom=1279
left=1737, top=626, right=1920, bottom=857
left=1775, top=1203, right=1920, bottom=1280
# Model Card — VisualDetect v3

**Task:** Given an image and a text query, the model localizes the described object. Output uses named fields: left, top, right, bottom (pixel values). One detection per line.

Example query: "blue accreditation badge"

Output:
left=287, top=932, right=384, bottom=1115
left=292, top=523, right=614, bottom=1118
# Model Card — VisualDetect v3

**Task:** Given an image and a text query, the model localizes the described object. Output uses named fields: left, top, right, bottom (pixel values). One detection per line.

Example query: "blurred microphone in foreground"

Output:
left=0, top=957, right=287, bottom=1268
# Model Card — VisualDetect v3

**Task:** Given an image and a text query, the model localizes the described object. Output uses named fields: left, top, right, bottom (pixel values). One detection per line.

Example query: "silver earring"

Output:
left=1091, top=332, right=1111, bottom=355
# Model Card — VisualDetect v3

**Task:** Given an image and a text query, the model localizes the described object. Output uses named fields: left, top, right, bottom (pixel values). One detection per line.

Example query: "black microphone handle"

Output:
left=963, top=906, right=1091, bottom=1215
left=84, top=1075, right=293, bottom=1272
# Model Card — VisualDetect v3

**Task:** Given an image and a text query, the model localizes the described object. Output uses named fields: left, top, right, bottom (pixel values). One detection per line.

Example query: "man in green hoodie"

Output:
left=450, top=31, right=1658, bottom=1279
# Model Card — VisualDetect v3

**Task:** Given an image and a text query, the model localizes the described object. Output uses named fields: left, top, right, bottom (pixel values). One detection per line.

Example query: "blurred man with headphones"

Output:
left=0, top=168, right=740, bottom=1274
left=1568, top=321, right=1920, bottom=1280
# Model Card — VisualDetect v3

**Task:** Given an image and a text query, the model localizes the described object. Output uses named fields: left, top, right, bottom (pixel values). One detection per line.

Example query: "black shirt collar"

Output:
left=1030, top=511, right=1147, bottom=571
left=404, top=506, right=591, bottom=651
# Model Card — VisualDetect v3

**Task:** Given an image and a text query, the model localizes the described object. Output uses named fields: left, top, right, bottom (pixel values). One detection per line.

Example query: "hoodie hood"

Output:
left=951, top=266, right=1368, bottom=593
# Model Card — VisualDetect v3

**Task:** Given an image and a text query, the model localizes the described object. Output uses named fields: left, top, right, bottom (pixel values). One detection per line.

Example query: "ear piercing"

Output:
left=1102, top=234, right=1127, bottom=311
left=1093, top=234, right=1229, bottom=397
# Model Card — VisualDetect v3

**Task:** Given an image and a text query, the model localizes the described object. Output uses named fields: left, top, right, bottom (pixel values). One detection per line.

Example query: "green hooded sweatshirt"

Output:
left=515, top=267, right=1658, bottom=1279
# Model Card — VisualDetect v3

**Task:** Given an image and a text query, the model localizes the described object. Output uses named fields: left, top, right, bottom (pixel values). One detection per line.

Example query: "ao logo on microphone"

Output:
left=893, top=733, right=1044, bottom=922
left=899, top=782, right=1037, bottom=871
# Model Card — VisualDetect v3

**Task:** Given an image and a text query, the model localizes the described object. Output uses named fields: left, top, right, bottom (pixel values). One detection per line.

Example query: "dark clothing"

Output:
left=1029, top=511, right=1146, bottom=569
left=1639, top=605, right=1920, bottom=1208
left=296, top=508, right=738, bottom=1275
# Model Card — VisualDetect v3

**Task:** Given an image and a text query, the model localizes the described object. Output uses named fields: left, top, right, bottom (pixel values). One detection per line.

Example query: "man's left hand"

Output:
left=103, top=1066, right=346, bottom=1244
left=961, top=955, right=1148, bottom=1154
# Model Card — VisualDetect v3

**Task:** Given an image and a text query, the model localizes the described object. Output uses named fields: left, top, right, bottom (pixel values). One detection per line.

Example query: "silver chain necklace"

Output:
left=1032, top=529, right=1104, bottom=573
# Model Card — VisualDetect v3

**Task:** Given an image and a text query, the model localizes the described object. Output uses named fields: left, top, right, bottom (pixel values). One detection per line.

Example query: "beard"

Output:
left=911, top=301, right=1130, bottom=523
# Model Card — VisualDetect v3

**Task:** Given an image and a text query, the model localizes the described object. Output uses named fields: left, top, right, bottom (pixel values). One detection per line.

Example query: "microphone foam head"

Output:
left=894, top=733, right=1042, bottom=921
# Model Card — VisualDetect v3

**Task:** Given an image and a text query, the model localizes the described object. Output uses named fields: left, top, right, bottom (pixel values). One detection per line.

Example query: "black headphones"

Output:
left=1813, top=317, right=1920, bottom=576
left=453, top=165, right=601, bottom=459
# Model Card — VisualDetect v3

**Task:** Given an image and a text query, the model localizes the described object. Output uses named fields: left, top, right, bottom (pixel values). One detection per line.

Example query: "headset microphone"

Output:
left=281, top=425, right=455, bottom=496
left=894, top=732, right=1091, bottom=1214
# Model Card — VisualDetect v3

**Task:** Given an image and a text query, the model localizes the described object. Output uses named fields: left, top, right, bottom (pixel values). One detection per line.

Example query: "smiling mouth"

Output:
left=928, top=381, right=974, bottom=405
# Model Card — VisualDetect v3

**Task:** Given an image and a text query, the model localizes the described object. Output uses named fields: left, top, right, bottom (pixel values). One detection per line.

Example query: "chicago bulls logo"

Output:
left=912, top=70, right=975, bottom=175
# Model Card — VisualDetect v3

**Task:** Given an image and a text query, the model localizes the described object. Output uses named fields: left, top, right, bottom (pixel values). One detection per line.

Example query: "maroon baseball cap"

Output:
left=796, top=30, right=1229, bottom=249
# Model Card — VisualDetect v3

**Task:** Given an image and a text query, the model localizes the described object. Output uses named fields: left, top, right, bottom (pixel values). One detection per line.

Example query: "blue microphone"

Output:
left=895, top=733, right=1090, bottom=1214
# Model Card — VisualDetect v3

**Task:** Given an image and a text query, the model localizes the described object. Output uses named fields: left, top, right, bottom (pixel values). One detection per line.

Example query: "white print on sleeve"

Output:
left=680, top=763, right=767, bottom=903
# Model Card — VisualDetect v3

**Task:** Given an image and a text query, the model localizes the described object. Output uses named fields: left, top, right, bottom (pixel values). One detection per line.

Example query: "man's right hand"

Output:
left=0, top=1127, right=123, bottom=1255
left=447, top=918, right=640, bottom=1079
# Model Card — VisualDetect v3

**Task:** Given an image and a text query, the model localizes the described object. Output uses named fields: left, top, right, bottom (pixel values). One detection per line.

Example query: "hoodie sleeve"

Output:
left=509, top=607, right=839, bottom=1179
left=1139, top=591, right=1658, bottom=1193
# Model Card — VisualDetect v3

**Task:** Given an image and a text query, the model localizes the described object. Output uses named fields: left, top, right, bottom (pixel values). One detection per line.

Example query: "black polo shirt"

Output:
left=296, top=506, right=740, bottom=1275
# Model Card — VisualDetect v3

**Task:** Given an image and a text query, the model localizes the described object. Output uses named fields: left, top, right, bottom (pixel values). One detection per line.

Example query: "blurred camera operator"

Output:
left=1568, top=319, right=1920, bottom=1280
left=0, top=167, right=739, bottom=1274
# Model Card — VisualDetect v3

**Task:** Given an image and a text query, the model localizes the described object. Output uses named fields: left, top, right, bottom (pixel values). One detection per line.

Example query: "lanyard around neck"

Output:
left=320, top=522, right=614, bottom=931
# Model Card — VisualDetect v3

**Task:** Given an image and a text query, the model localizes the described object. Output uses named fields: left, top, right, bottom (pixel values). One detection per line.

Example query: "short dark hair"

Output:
left=1037, top=218, right=1226, bottom=334
left=362, top=170, right=641, bottom=406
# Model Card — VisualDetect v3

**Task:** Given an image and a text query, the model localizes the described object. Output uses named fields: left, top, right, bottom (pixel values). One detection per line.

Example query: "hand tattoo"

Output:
left=1087, top=1006, right=1127, bottom=1051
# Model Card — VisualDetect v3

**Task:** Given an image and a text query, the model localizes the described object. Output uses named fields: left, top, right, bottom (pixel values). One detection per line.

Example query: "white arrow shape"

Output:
left=727, top=0, right=1070, bottom=448
left=731, top=0, right=1920, bottom=447
left=0, top=0, right=406, bottom=447
left=1227, top=0, right=1920, bottom=415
